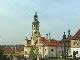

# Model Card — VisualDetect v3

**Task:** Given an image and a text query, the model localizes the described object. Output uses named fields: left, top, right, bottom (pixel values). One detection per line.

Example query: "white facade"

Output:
left=37, top=46, right=63, bottom=58
left=70, top=48, right=80, bottom=57
left=67, top=39, right=80, bottom=58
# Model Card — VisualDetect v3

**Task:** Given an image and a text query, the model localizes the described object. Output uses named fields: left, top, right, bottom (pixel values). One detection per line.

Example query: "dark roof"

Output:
left=32, top=20, right=39, bottom=25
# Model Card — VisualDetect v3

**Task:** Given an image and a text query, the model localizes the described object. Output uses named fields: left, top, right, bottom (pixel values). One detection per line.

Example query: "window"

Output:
left=77, top=43, right=78, bottom=46
left=25, top=51, right=27, bottom=55
left=32, top=25, right=33, bottom=29
left=51, top=49, right=54, bottom=51
left=59, top=51, right=61, bottom=54
left=37, top=25, right=39, bottom=30
left=61, top=46, right=62, bottom=49
left=73, top=42, right=75, bottom=45
left=34, top=25, right=35, bottom=27
left=76, top=51, right=78, bottom=54
left=45, top=49, right=46, bottom=51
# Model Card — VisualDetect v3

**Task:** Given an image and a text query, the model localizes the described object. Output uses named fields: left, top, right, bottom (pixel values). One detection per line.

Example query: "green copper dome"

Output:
left=32, top=12, right=39, bottom=25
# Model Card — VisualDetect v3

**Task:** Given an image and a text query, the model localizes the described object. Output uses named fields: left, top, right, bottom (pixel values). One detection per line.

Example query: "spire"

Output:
left=32, top=12, right=39, bottom=25
left=34, top=11, right=38, bottom=21
left=63, top=32, right=66, bottom=39
left=49, top=32, right=51, bottom=40
left=68, top=29, right=70, bottom=37
left=35, top=11, right=37, bottom=15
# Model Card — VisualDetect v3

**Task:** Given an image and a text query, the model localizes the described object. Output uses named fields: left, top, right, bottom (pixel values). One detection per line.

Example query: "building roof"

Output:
left=46, top=41, right=63, bottom=47
left=72, top=29, right=80, bottom=40
left=67, top=35, right=73, bottom=41
left=32, top=20, right=39, bottom=25
left=41, top=37, right=63, bottom=47
left=66, top=29, right=80, bottom=40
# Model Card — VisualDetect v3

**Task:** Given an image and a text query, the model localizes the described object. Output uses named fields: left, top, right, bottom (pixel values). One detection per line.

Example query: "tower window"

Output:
left=34, top=31, right=37, bottom=34
left=37, top=25, right=39, bottom=30
left=34, top=25, right=35, bottom=27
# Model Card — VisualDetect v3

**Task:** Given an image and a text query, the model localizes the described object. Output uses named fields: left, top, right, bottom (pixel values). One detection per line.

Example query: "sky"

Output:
left=0, top=0, right=80, bottom=45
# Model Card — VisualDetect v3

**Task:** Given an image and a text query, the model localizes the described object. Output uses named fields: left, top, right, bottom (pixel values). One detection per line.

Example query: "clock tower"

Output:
left=32, top=12, right=41, bottom=45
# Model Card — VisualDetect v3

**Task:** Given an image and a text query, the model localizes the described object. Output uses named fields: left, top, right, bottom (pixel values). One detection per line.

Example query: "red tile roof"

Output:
left=41, top=37, right=63, bottom=47
left=66, top=29, right=80, bottom=40
left=67, top=35, right=73, bottom=41
left=46, top=41, right=63, bottom=47
left=72, top=29, right=80, bottom=40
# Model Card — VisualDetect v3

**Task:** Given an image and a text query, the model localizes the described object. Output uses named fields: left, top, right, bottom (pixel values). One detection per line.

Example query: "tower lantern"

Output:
left=34, top=12, right=38, bottom=21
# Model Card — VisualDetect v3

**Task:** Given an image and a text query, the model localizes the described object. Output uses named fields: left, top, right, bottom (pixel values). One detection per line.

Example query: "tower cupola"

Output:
left=32, top=12, right=39, bottom=25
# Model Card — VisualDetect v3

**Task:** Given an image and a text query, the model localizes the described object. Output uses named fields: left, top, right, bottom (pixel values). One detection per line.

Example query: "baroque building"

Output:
left=24, top=12, right=64, bottom=59
left=24, top=12, right=80, bottom=59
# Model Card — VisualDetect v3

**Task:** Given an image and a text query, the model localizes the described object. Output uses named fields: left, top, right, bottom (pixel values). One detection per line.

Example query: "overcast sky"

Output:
left=0, top=0, right=80, bottom=45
